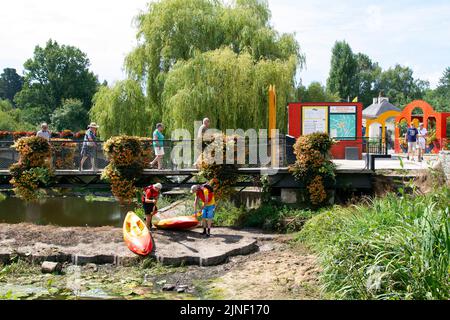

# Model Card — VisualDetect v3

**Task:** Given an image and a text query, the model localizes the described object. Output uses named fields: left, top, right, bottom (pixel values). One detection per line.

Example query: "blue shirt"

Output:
left=153, top=129, right=164, bottom=148
left=406, top=127, right=418, bottom=142
left=83, top=129, right=96, bottom=147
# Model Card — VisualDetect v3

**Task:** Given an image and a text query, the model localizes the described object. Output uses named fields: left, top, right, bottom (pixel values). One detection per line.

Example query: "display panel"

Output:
left=330, top=106, right=356, bottom=114
left=329, top=114, right=357, bottom=139
left=302, top=106, right=328, bottom=135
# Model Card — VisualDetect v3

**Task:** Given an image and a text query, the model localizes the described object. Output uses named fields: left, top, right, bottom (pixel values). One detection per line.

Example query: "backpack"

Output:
left=198, top=183, right=214, bottom=203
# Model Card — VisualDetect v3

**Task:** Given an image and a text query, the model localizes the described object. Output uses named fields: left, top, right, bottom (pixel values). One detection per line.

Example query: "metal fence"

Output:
left=1, top=136, right=446, bottom=172
left=0, top=138, right=289, bottom=172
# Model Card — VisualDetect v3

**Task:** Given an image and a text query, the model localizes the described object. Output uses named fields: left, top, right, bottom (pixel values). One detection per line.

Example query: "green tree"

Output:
left=161, top=48, right=297, bottom=133
left=90, top=80, right=147, bottom=138
left=375, top=64, right=429, bottom=107
left=354, top=53, right=382, bottom=107
left=296, top=81, right=339, bottom=102
left=0, top=99, right=34, bottom=131
left=0, top=68, right=23, bottom=104
left=51, top=99, right=89, bottom=131
left=423, top=67, right=450, bottom=112
left=15, top=39, right=99, bottom=123
left=123, top=0, right=302, bottom=132
left=327, top=41, right=358, bottom=101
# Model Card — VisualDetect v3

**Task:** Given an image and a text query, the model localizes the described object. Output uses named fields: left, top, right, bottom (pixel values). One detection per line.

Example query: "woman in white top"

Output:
left=417, top=123, right=427, bottom=162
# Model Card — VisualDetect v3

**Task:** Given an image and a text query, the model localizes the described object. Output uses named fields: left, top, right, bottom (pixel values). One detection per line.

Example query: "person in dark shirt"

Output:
left=405, top=122, right=419, bottom=161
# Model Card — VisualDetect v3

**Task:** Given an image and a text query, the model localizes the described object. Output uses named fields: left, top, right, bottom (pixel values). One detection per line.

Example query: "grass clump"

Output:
left=213, top=201, right=316, bottom=233
left=296, top=188, right=450, bottom=300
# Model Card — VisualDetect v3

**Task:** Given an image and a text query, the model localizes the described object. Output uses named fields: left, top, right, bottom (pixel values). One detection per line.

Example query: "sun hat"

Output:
left=88, top=122, right=100, bottom=129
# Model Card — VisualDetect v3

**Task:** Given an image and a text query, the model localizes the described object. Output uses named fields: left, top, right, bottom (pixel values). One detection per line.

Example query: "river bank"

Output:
left=0, top=229, right=320, bottom=300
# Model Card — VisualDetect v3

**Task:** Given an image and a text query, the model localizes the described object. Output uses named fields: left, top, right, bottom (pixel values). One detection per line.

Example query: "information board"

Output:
left=330, top=106, right=356, bottom=114
left=329, top=114, right=357, bottom=139
left=302, top=107, right=328, bottom=135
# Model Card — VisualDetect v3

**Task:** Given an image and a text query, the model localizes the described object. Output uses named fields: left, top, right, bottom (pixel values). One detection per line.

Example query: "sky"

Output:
left=0, top=0, right=449, bottom=88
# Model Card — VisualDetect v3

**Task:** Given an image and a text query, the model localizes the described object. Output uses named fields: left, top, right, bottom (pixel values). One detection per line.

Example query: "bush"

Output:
left=197, top=134, right=239, bottom=202
left=9, top=136, right=53, bottom=200
left=289, top=133, right=336, bottom=206
left=102, top=136, right=144, bottom=204
left=297, top=188, right=450, bottom=300
left=212, top=201, right=316, bottom=233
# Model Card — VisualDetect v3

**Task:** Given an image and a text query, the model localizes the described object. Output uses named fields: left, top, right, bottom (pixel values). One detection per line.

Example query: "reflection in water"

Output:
left=0, top=197, right=135, bottom=227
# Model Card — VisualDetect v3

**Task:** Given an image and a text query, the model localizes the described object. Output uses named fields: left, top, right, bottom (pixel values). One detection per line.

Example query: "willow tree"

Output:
left=161, top=48, right=297, bottom=133
left=124, top=0, right=303, bottom=133
left=90, top=80, right=147, bottom=138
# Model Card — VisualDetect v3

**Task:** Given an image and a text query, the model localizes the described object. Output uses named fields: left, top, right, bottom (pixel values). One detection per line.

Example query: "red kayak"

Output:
left=123, top=212, right=153, bottom=256
left=154, top=214, right=199, bottom=230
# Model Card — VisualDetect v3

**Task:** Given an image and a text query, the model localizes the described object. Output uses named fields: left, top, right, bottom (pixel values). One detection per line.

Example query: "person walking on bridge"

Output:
left=80, top=122, right=99, bottom=171
left=150, top=123, right=165, bottom=170
left=191, top=183, right=216, bottom=237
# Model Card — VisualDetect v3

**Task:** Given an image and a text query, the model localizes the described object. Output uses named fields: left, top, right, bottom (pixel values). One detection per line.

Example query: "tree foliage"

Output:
left=116, top=0, right=302, bottom=135
left=327, top=41, right=430, bottom=108
left=423, top=67, right=450, bottom=112
left=51, top=99, right=89, bottom=132
left=90, top=80, right=147, bottom=139
left=0, top=99, right=34, bottom=131
left=376, top=64, right=429, bottom=107
left=162, top=48, right=297, bottom=132
left=0, top=68, right=23, bottom=104
left=296, top=81, right=339, bottom=102
left=14, top=39, right=99, bottom=124
left=327, top=41, right=358, bottom=101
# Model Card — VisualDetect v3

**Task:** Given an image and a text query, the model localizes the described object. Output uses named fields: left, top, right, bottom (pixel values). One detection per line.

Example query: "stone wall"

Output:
left=439, top=150, right=450, bottom=183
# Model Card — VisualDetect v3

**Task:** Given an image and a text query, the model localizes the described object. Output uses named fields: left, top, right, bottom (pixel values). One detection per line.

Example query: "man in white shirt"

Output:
left=36, top=123, right=51, bottom=141
left=417, top=123, right=427, bottom=162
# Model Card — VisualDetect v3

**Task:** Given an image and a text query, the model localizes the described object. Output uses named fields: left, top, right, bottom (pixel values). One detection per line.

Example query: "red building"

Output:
left=288, top=102, right=364, bottom=159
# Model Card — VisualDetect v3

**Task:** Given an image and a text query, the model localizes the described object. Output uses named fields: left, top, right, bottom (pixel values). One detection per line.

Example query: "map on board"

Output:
left=329, top=114, right=356, bottom=139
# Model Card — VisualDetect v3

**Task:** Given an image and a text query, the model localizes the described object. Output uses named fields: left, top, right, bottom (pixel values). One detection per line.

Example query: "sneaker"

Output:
left=206, top=233, right=211, bottom=237
left=202, top=229, right=207, bottom=235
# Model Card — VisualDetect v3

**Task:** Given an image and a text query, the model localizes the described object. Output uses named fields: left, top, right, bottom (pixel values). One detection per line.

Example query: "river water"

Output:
left=0, top=196, right=135, bottom=227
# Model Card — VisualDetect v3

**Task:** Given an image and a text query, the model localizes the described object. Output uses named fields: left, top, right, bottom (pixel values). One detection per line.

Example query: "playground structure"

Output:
left=363, top=97, right=400, bottom=153
left=394, top=100, right=450, bottom=154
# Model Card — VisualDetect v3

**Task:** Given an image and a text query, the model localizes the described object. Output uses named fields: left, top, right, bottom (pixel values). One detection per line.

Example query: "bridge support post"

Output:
left=280, top=189, right=298, bottom=204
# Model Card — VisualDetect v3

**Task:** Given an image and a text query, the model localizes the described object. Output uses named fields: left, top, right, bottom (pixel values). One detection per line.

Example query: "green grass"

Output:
left=213, top=201, right=316, bottom=233
left=296, top=188, right=450, bottom=300
left=0, top=192, right=6, bottom=202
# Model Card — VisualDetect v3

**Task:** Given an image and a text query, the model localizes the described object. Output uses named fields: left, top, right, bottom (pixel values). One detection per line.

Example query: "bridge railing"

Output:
left=0, top=137, right=290, bottom=172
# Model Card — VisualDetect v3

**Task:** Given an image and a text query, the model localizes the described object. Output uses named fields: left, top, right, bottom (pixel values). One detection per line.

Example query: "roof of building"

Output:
left=363, top=98, right=401, bottom=119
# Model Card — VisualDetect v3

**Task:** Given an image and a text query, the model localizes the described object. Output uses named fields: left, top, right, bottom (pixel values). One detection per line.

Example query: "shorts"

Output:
left=418, top=139, right=426, bottom=150
left=202, top=205, right=216, bottom=220
left=81, top=146, right=94, bottom=157
left=408, top=142, right=417, bottom=152
left=143, top=202, right=157, bottom=215
left=154, top=147, right=165, bottom=156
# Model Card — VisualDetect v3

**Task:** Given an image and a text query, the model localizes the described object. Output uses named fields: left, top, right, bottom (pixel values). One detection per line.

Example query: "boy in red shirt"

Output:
left=142, top=183, right=162, bottom=229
